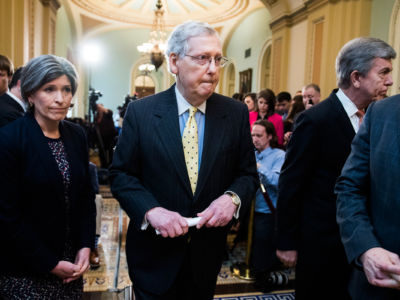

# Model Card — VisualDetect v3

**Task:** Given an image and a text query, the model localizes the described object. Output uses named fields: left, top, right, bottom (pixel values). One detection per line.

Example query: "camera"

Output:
left=120, top=93, right=138, bottom=118
left=89, top=88, right=103, bottom=113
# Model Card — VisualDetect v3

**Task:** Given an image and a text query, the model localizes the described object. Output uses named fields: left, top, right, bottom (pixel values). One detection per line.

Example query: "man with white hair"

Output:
left=110, top=21, right=257, bottom=300
left=276, top=37, right=395, bottom=300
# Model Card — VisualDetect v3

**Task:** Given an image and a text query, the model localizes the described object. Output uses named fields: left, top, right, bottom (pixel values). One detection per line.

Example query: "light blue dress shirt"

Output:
left=255, top=147, right=285, bottom=214
left=175, top=86, right=206, bottom=170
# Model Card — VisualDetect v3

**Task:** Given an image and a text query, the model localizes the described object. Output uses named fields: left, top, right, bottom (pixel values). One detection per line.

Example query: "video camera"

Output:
left=88, top=88, right=103, bottom=123
left=120, top=93, right=138, bottom=118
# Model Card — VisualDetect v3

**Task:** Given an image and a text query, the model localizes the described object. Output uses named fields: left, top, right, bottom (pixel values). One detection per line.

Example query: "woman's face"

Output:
left=257, top=97, right=268, bottom=114
left=244, top=96, right=255, bottom=111
left=29, top=75, right=73, bottom=125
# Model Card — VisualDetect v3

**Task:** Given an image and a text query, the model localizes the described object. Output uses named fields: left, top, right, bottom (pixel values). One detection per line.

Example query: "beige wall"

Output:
left=268, top=0, right=372, bottom=99
left=0, top=0, right=59, bottom=67
left=287, top=19, right=307, bottom=95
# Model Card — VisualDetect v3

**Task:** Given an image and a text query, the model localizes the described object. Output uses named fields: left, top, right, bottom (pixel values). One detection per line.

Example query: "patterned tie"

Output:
left=182, top=107, right=199, bottom=194
left=355, top=110, right=365, bottom=127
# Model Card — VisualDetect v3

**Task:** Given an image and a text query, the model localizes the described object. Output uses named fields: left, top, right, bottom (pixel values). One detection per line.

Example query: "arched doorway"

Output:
left=135, top=75, right=155, bottom=98
left=226, top=63, right=236, bottom=97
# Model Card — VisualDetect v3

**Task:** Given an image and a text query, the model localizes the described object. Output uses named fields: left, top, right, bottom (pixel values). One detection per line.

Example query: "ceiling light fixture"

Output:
left=137, top=0, right=166, bottom=71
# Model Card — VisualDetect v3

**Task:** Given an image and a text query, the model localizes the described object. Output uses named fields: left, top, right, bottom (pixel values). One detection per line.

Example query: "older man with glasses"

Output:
left=110, top=21, right=258, bottom=300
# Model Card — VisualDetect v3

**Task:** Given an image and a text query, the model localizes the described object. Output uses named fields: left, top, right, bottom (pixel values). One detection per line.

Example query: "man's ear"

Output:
left=169, top=53, right=178, bottom=75
left=350, top=70, right=361, bottom=88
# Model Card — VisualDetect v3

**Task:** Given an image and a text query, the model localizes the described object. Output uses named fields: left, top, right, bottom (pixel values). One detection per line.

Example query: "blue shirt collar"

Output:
left=175, top=85, right=206, bottom=116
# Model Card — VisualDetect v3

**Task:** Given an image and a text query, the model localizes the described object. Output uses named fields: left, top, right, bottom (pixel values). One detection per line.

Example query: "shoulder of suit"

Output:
left=209, top=92, right=247, bottom=110
left=61, top=119, right=86, bottom=138
left=302, top=93, right=342, bottom=120
left=371, top=94, right=400, bottom=111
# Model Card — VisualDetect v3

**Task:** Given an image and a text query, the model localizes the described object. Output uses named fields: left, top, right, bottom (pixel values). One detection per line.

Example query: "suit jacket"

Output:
left=276, top=90, right=353, bottom=297
left=0, top=92, right=24, bottom=127
left=336, top=95, right=400, bottom=299
left=0, top=113, right=96, bottom=276
left=110, top=84, right=258, bottom=294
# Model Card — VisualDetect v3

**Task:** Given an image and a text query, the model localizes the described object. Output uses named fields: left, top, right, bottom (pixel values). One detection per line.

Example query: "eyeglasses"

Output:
left=185, top=54, right=229, bottom=68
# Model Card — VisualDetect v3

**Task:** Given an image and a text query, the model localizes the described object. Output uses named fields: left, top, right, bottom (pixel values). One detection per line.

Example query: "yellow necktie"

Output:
left=182, top=107, right=199, bottom=194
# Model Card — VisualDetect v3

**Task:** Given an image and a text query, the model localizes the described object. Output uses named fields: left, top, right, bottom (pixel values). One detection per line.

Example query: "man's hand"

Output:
left=146, top=207, right=189, bottom=238
left=276, top=249, right=297, bottom=267
left=361, top=247, right=400, bottom=289
left=196, top=194, right=236, bottom=229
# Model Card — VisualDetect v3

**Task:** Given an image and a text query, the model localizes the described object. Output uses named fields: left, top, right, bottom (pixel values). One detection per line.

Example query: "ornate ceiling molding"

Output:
left=40, top=0, right=61, bottom=12
left=70, top=0, right=251, bottom=29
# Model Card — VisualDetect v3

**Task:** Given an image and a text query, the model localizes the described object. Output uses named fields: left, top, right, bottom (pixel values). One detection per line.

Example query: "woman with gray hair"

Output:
left=0, top=54, right=96, bottom=299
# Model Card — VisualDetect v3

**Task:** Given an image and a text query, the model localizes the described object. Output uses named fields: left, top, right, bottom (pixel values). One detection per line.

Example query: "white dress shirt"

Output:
left=336, top=89, right=361, bottom=133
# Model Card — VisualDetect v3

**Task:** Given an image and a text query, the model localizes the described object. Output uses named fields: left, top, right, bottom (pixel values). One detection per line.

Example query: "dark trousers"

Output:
left=295, top=243, right=351, bottom=300
left=133, top=247, right=216, bottom=300
left=251, top=212, right=279, bottom=275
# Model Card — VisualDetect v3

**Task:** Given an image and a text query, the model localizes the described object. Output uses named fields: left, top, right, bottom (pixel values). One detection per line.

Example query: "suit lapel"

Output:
left=153, top=86, right=193, bottom=196
left=195, top=94, right=227, bottom=199
left=26, top=114, right=64, bottom=194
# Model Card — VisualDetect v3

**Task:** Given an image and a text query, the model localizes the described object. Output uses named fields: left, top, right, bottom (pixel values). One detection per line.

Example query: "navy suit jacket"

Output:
left=336, top=94, right=400, bottom=299
left=276, top=90, right=353, bottom=298
left=110, top=84, right=258, bottom=294
left=0, top=92, right=24, bottom=127
left=0, top=113, right=96, bottom=276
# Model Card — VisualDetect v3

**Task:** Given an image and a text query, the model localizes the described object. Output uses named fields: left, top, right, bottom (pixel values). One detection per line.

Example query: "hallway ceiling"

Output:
left=70, top=0, right=252, bottom=28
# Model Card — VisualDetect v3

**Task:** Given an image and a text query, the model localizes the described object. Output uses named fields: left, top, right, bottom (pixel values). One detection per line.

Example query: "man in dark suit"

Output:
left=0, top=67, right=26, bottom=127
left=110, top=21, right=258, bottom=300
left=336, top=93, right=400, bottom=300
left=276, top=37, right=396, bottom=300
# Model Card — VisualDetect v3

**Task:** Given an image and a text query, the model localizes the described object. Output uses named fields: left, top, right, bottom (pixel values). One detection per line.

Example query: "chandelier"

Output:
left=138, top=63, right=155, bottom=73
left=137, top=0, right=167, bottom=71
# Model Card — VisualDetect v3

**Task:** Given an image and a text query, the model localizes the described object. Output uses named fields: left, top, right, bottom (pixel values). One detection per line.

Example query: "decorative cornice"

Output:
left=269, top=0, right=329, bottom=32
left=40, top=0, right=61, bottom=13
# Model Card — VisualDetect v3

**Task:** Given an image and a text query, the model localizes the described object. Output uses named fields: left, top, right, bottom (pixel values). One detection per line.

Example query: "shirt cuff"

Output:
left=225, top=190, right=241, bottom=219
left=141, top=214, right=150, bottom=230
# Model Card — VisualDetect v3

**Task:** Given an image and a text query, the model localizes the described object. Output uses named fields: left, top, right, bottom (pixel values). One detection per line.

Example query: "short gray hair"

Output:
left=336, top=37, right=396, bottom=89
left=21, top=54, right=78, bottom=102
left=165, top=21, right=219, bottom=71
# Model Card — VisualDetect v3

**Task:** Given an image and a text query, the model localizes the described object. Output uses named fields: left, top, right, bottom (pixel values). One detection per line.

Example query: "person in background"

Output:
left=301, top=83, right=320, bottom=109
left=244, top=92, right=258, bottom=126
left=0, top=67, right=26, bottom=127
left=251, top=120, right=287, bottom=292
left=0, top=54, right=96, bottom=299
left=89, top=162, right=102, bottom=269
left=0, top=54, right=13, bottom=96
left=95, top=103, right=117, bottom=168
left=283, top=95, right=305, bottom=146
left=232, top=92, right=243, bottom=102
left=254, top=89, right=284, bottom=147
left=275, top=91, right=291, bottom=120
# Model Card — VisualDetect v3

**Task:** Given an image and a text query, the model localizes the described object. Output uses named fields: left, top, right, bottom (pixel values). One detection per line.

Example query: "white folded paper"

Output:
left=155, top=217, right=202, bottom=235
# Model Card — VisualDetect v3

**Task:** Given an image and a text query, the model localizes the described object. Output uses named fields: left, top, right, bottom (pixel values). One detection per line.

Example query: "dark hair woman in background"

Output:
left=253, top=89, right=284, bottom=146
left=0, top=54, right=96, bottom=299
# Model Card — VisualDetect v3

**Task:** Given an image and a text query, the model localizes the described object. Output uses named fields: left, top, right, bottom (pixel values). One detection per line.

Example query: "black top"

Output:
left=0, top=113, right=96, bottom=276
